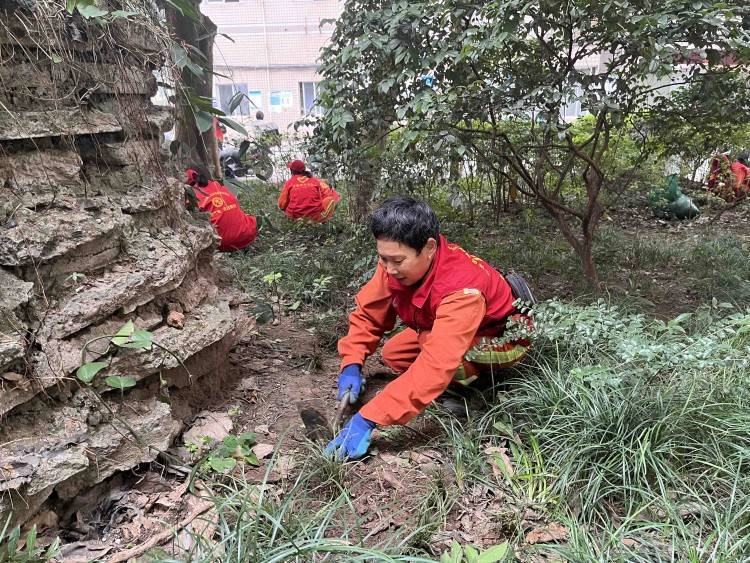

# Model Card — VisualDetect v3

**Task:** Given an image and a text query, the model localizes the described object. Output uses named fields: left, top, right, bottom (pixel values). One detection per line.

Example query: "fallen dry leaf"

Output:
left=1, top=372, right=29, bottom=390
left=485, top=446, right=514, bottom=478
left=363, top=518, right=396, bottom=535
left=525, top=522, right=569, bottom=545
left=120, top=515, right=163, bottom=542
left=380, top=453, right=410, bottom=467
left=1, top=372, right=24, bottom=382
left=380, top=468, right=404, bottom=490
left=58, top=541, right=112, bottom=563
left=275, top=455, right=296, bottom=478
left=252, top=443, right=274, bottom=460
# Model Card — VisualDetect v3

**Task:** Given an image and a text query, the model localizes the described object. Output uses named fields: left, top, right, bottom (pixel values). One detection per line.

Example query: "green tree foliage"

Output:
left=313, top=0, right=750, bottom=284
left=641, top=72, right=750, bottom=179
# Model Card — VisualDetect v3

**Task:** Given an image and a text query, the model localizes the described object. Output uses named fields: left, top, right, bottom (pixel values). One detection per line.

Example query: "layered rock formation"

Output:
left=0, top=2, right=249, bottom=525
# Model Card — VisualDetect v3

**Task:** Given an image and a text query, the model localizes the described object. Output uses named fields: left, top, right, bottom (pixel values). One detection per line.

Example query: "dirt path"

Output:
left=228, top=317, right=339, bottom=440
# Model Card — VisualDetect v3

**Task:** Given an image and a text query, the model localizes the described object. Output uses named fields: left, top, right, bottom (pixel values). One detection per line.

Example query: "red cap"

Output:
left=185, top=168, right=198, bottom=185
left=287, top=160, right=306, bottom=173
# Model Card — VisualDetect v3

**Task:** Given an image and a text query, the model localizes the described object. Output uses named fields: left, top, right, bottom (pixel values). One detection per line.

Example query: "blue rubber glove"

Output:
left=325, top=413, right=376, bottom=460
left=337, top=364, right=364, bottom=404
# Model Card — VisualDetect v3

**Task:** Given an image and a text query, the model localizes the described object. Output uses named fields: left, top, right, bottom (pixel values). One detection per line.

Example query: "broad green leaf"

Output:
left=111, top=10, right=138, bottom=18
left=477, top=543, right=509, bottom=563
left=45, top=537, right=61, bottom=559
left=25, top=524, right=37, bottom=551
left=111, top=320, right=135, bottom=346
left=218, top=117, right=248, bottom=137
left=187, top=96, right=223, bottom=116
left=185, top=61, right=205, bottom=78
left=170, top=44, right=189, bottom=70
left=228, top=91, right=245, bottom=115
left=165, top=0, right=200, bottom=21
left=236, top=139, right=251, bottom=159
left=244, top=452, right=260, bottom=466
left=194, top=110, right=214, bottom=133
left=76, top=361, right=108, bottom=384
left=222, top=435, right=239, bottom=449
left=104, top=375, right=137, bottom=390
left=118, top=329, right=153, bottom=350
left=209, top=456, right=236, bottom=473
left=66, top=0, right=77, bottom=13
left=51, top=54, right=62, bottom=64
left=77, top=3, right=108, bottom=18
left=238, top=432, right=257, bottom=444
left=465, top=545, right=479, bottom=563
left=450, top=541, right=462, bottom=561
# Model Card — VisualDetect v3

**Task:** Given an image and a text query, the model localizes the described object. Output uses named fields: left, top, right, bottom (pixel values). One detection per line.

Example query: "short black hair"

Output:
left=370, top=196, right=440, bottom=252
left=190, top=165, right=211, bottom=188
left=738, top=151, right=749, bottom=166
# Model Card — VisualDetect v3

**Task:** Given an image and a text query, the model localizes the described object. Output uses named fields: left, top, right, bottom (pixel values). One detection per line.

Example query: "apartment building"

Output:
left=201, top=0, right=343, bottom=132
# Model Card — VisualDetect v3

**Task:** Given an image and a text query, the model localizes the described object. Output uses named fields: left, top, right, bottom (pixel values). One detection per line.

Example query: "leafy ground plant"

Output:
left=76, top=320, right=191, bottom=391
left=0, top=517, right=59, bottom=563
left=483, top=300, right=750, bottom=558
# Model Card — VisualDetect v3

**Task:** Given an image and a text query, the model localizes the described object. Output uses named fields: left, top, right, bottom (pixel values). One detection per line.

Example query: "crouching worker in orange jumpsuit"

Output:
left=185, top=167, right=257, bottom=252
left=327, top=196, right=532, bottom=460
left=278, top=160, right=340, bottom=222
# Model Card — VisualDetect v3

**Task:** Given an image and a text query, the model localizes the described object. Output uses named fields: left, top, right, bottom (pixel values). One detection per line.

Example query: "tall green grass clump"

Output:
left=483, top=300, right=750, bottom=557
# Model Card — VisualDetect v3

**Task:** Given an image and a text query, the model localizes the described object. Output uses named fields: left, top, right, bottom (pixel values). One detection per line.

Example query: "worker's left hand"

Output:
left=337, top=364, right=364, bottom=403
left=325, top=413, right=375, bottom=460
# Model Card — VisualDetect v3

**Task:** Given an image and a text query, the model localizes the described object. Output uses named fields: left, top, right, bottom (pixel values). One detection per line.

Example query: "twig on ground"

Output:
left=707, top=193, right=747, bottom=226
left=107, top=500, right=213, bottom=563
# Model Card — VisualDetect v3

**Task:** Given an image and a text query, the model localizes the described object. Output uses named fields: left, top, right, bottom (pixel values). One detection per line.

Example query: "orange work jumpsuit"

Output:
left=338, top=236, right=530, bottom=426
left=278, top=175, right=340, bottom=222
left=195, top=180, right=257, bottom=251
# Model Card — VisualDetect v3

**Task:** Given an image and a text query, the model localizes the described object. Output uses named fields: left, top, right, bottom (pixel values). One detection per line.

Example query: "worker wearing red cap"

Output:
left=185, top=166, right=257, bottom=251
left=278, top=160, right=341, bottom=222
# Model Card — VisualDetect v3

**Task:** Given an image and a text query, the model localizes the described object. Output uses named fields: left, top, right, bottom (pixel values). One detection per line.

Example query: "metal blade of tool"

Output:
left=297, top=391, right=350, bottom=443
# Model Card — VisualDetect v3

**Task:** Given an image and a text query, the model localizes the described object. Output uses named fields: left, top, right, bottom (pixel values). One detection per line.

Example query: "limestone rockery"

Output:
left=0, top=2, right=250, bottom=525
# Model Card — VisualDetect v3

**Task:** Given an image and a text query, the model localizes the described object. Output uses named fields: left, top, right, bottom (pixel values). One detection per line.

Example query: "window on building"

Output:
left=299, top=82, right=323, bottom=116
left=248, top=91, right=262, bottom=112
left=269, top=90, right=293, bottom=114
left=216, top=83, right=252, bottom=116
left=562, top=84, right=585, bottom=119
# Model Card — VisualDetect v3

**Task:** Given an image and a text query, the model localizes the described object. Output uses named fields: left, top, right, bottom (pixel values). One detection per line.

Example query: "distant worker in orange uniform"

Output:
left=730, top=152, right=750, bottom=198
left=327, top=196, right=533, bottom=460
left=278, top=160, right=340, bottom=222
left=185, top=167, right=257, bottom=252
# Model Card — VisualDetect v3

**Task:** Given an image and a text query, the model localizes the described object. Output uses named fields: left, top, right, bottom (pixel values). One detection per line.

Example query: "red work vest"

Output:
left=281, top=175, right=334, bottom=220
left=387, top=235, right=515, bottom=333
left=195, top=180, right=257, bottom=252
left=731, top=161, right=750, bottom=194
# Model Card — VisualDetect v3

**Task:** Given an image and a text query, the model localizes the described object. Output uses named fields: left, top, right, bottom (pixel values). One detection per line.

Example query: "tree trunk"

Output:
left=579, top=235, right=598, bottom=287
left=167, top=1, right=219, bottom=175
left=543, top=201, right=600, bottom=287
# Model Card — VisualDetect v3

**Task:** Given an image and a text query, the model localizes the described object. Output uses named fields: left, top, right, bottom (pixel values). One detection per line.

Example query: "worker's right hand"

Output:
left=337, top=364, right=364, bottom=404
